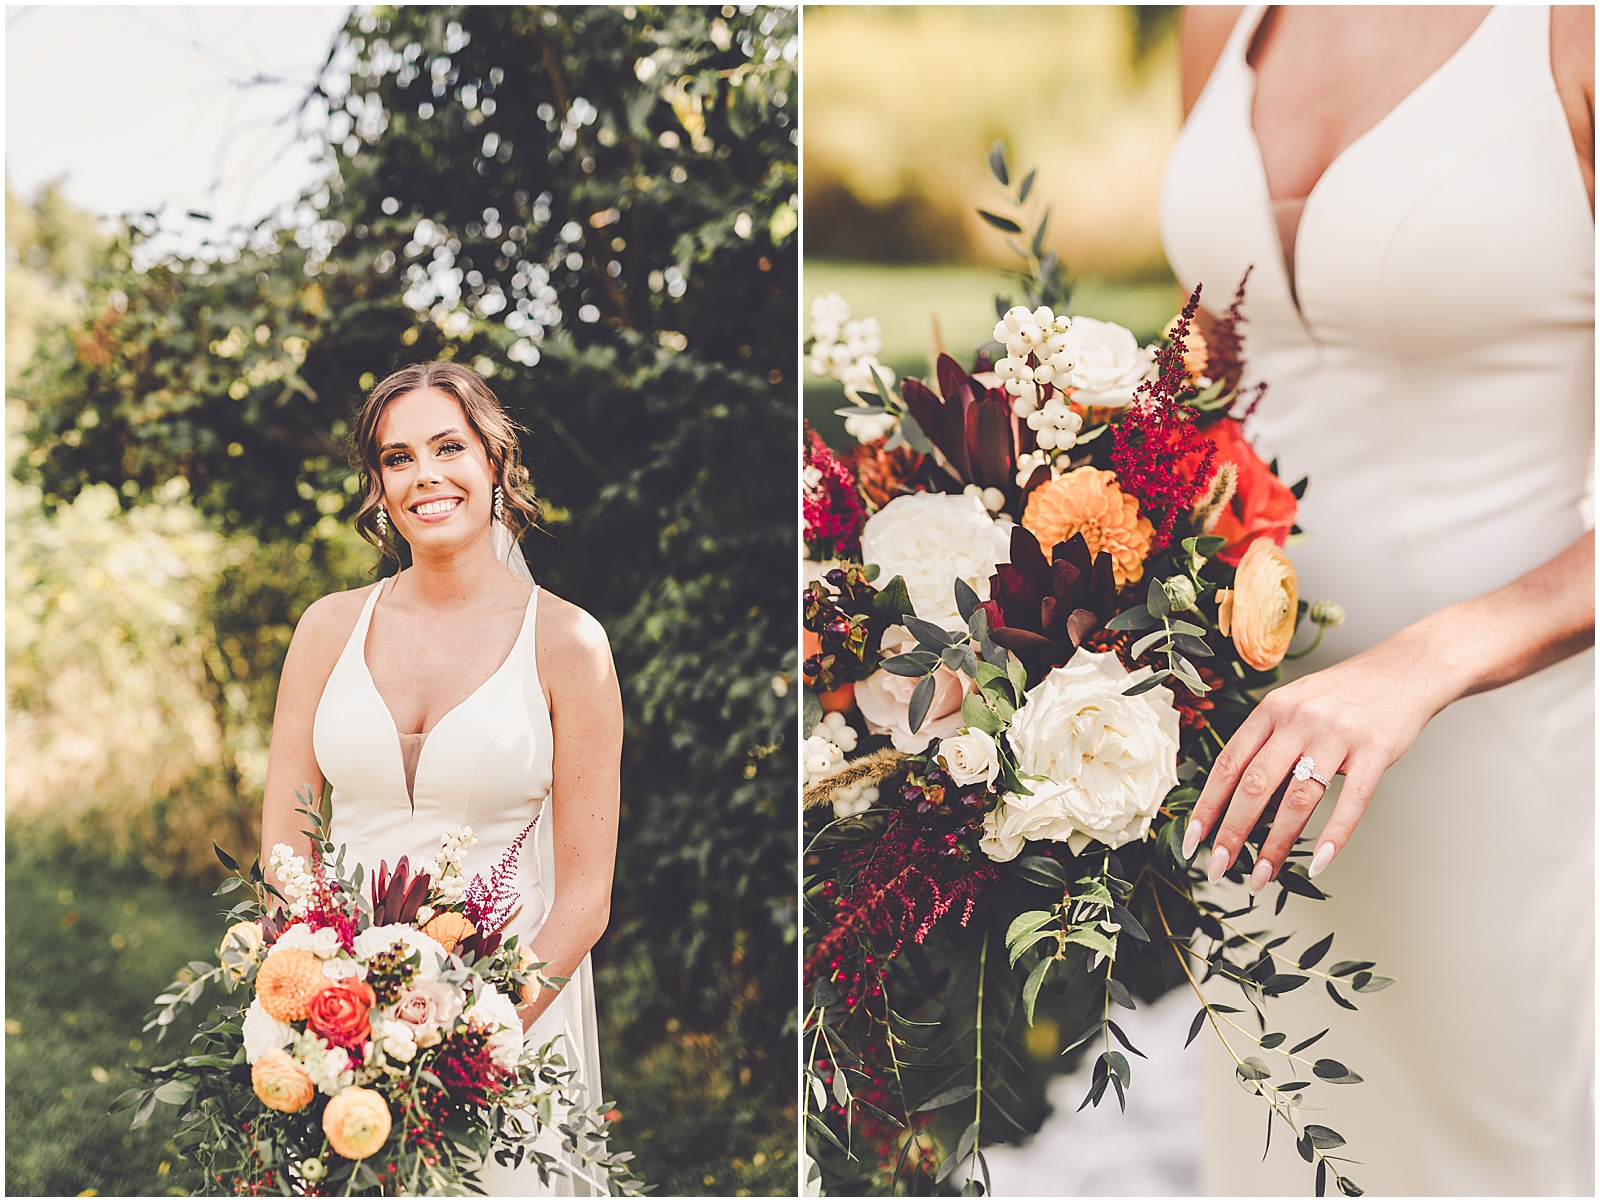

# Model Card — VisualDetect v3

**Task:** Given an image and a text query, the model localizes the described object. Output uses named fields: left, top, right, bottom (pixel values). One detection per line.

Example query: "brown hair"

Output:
left=349, top=361, right=540, bottom=567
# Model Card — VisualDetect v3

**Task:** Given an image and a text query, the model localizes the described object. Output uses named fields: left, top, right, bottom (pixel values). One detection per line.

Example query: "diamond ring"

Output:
left=1292, top=756, right=1331, bottom=788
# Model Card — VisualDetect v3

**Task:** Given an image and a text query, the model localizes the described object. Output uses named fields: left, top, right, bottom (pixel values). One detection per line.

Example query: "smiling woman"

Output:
left=260, top=362, right=621, bottom=1196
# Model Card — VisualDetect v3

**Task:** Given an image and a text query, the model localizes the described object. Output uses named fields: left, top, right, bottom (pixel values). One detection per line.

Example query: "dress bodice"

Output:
left=1161, top=4, right=1594, bottom=658
left=313, top=581, right=554, bottom=940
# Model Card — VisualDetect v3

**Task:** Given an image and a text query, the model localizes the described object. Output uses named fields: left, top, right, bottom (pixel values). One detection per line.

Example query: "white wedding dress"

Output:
left=313, top=577, right=607, bottom=1196
left=1161, top=5, right=1594, bottom=1194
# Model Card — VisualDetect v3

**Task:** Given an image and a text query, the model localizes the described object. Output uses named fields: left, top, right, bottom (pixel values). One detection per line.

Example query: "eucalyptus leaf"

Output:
left=1146, top=573, right=1170, bottom=618
left=1130, top=628, right=1170, bottom=659
left=1122, top=670, right=1172, bottom=697
left=905, top=615, right=962, bottom=649
left=915, top=1082, right=977, bottom=1113
left=1299, top=933, right=1335, bottom=970
left=1305, top=1124, right=1346, bottom=1150
left=1022, top=956, right=1052, bottom=1026
left=907, top=674, right=936, bottom=735
left=1104, top=977, right=1136, bottom=1011
left=1105, top=607, right=1159, bottom=633
left=880, top=652, right=938, bottom=677
left=954, top=578, right=980, bottom=623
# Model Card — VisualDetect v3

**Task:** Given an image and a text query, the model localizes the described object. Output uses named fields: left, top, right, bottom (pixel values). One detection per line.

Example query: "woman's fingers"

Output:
left=1249, top=745, right=1345, bottom=893
left=1206, top=735, right=1303, bottom=882
left=1306, top=748, right=1385, bottom=877
left=1183, top=708, right=1275, bottom=858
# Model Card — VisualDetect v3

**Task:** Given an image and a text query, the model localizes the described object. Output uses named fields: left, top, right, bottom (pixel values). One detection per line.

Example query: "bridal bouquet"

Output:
left=802, top=151, right=1383, bottom=1200
left=116, top=795, right=645, bottom=1197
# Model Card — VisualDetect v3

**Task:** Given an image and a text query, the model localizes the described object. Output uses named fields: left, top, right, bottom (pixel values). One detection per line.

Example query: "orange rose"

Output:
left=307, top=978, right=375, bottom=1050
left=251, top=1048, right=315, bottom=1113
left=802, top=630, right=856, bottom=712
left=420, top=911, right=476, bottom=954
left=255, top=949, right=328, bottom=1023
left=1218, top=537, right=1299, bottom=670
left=322, top=1086, right=393, bottom=1160
left=1182, top=418, right=1297, bottom=565
left=1021, top=467, right=1153, bottom=588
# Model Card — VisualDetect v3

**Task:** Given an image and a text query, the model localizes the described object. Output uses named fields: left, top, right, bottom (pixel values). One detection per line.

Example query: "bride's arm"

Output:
left=516, top=594, right=622, bottom=1029
left=260, top=588, right=370, bottom=890
left=1186, top=532, right=1595, bottom=889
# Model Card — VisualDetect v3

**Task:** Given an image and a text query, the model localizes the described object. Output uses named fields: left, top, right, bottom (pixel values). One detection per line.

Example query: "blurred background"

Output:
left=802, top=7, right=1201, bottom=1195
left=803, top=4, right=1184, bottom=446
left=7, top=5, right=795, bottom=1196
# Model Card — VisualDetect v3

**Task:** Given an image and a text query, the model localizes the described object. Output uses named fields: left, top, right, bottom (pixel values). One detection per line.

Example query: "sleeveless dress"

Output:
left=312, top=581, right=607, bottom=1196
left=1161, top=6, right=1594, bottom=1193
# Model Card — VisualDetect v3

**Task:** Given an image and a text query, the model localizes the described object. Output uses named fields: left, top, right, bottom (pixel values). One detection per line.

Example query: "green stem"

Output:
left=1285, top=625, right=1326, bottom=661
left=970, top=929, right=988, bottom=1178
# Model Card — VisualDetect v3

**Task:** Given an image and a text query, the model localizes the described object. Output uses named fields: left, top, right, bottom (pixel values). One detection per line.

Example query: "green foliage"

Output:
left=10, top=5, right=797, bottom=1188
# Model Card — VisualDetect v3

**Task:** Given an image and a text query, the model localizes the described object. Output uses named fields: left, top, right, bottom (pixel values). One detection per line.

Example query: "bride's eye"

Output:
left=382, top=451, right=412, bottom=468
left=438, top=440, right=466, bottom=455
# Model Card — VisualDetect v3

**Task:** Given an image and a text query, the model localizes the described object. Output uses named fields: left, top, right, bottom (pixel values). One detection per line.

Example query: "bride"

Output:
left=259, top=361, right=622, bottom=1196
left=1163, top=5, right=1593, bottom=1193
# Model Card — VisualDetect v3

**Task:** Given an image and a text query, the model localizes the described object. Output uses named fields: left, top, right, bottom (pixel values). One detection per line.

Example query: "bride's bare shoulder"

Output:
left=1180, top=6, right=1245, bottom=120
left=533, top=589, right=617, bottom=691
left=286, top=583, right=381, bottom=673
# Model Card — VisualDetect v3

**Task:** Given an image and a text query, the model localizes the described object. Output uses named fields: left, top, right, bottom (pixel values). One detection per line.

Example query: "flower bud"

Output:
left=1017, top=323, right=1044, bottom=350
left=1162, top=575, right=1198, bottom=611
left=1032, top=306, right=1055, bottom=328
left=1310, top=600, right=1345, bottom=628
left=980, top=487, right=1006, bottom=513
left=1004, top=305, right=1032, bottom=332
left=300, top=1159, right=326, bottom=1183
left=993, top=320, right=1012, bottom=343
left=1033, top=363, right=1056, bottom=386
left=1006, top=332, right=1030, bottom=358
left=995, top=357, right=1020, bottom=381
left=1011, top=395, right=1036, bottom=419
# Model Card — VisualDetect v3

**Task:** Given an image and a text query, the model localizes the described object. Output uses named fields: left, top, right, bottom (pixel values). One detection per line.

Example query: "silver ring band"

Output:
left=1292, top=756, right=1331, bottom=789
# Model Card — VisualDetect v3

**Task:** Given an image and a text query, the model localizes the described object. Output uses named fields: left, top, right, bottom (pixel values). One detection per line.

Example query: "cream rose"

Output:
left=939, top=729, right=1000, bottom=788
left=464, top=982, right=525, bottom=1071
left=241, top=998, right=296, bottom=1065
left=389, top=979, right=463, bottom=1047
left=859, top=492, right=1010, bottom=629
left=984, top=649, right=1180, bottom=859
left=350, top=924, right=448, bottom=981
left=1062, top=317, right=1158, bottom=409
left=855, top=625, right=967, bottom=753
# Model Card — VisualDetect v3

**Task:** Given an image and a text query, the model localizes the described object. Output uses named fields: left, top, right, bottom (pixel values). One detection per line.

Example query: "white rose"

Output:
left=984, top=649, right=1180, bottom=859
left=464, top=982, right=525, bottom=1071
left=351, top=924, right=448, bottom=980
left=268, top=924, right=341, bottom=959
left=860, top=492, right=1010, bottom=628
left=1062, top=317, right=1158, bottom=409
left=855, top=626, right=968, bottom=754
left=241, top=998, right=296, bottom=1065
left=940, top=728, right=1000, bottom=788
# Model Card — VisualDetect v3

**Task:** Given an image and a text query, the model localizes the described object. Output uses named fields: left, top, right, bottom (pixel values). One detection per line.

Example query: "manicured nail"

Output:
left=1248, top=858, right=1273, bottom=895
left=1309, top=842, right=1337, bottom=878
left=1206, top=846, right=1231, bottom=883
left=1181, top=820, right=1203, bottom=860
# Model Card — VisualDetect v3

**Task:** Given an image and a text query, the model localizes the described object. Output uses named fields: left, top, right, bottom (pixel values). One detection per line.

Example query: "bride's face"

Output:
left=375, top=387, right=496, bottom=554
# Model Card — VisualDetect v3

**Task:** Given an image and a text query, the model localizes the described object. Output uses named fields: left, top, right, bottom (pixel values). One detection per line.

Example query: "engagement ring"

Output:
left=1292, top=756, right=1331, bottom=788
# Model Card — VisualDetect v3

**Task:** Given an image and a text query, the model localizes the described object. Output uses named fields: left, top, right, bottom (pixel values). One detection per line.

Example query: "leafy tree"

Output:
left=12, top=6, right=798, bottom=1187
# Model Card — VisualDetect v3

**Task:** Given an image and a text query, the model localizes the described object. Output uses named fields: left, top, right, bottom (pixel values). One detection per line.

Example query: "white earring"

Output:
left=375, top=505, right=389, bottom=537
left=494, top=484, right=504, bottom=523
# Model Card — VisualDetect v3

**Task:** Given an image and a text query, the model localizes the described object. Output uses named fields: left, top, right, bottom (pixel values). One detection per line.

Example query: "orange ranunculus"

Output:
left=802, top=629, right=856, bottom=712
left=256, top=949, right=329, bottom=1023
left=322, top=1086, right=393, bottom=1160
left=307, top=978, right=376, bottom=1050
left=251, top=1048, right=316, bottom=1113
left=1221, top=537, right=1299, bottom=670
left=1021, top=467, right=1153, bottom=588
left=1183, top=418, right=1297, bottom=565
left=421, top=911, right=476, bottom=954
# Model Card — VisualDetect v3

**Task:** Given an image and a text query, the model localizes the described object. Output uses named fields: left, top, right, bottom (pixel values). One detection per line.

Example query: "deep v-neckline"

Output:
left=1240, top=4, right=1496, bottom=320
left=359, top=580, right=536, bottom=803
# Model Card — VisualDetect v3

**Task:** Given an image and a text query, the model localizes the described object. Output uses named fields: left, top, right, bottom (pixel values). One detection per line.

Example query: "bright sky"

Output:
left=5, top=4, right=351, bottom=255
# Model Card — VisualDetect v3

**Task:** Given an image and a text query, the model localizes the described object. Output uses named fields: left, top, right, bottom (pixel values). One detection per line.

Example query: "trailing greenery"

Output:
left=10, top=5, right=796, bottom=1192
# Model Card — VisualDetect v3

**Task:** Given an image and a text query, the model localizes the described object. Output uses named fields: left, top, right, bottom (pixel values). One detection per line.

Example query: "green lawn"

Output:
left=803, top=260, right=1181, bottom=447
left=4, top=837, right=794, bottom=1197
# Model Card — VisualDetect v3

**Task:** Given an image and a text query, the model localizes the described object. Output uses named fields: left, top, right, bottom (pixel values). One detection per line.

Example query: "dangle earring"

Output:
left=375, top=505, right=389, bottom=537
left=493, top=484, right=505, bottom=523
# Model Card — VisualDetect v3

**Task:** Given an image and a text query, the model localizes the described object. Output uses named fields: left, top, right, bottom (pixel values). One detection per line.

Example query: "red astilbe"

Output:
left=804, top=425, right=867, bottom=559
left=435, top=1025, right=511, bottom=1109
left=463, top=818, right=535, bottom=934
left=1110, top=284, right=1215, bottom=553
left=806, top=770, right=996, bottom=982
left=302, top=843, right=358, bottom=952
left=1205, top=266, right=1269, bottom=420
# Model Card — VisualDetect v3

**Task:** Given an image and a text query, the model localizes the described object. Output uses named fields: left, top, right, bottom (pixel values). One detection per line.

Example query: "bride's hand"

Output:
left=1181, top=636, right=1449, bottom=891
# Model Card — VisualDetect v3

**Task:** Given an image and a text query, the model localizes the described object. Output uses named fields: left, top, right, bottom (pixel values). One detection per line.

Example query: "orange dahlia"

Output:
left=256, top=948, right=328, bottom=1022
left=1022, top=467, right=1154, bottom=588
left=251, top=1048, right=315, bottom=1113
left=421, top=911, right=477, bottom=954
